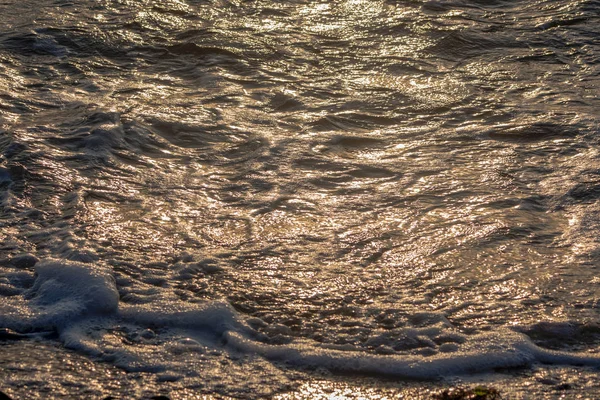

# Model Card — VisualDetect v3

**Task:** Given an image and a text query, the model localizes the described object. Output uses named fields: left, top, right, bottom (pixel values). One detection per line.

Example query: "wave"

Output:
left=1, top=258, right=600, bottom=381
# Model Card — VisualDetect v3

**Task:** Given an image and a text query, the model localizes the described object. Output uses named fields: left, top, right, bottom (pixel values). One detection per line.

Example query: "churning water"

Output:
left=1, top=0, right=600, bottom=398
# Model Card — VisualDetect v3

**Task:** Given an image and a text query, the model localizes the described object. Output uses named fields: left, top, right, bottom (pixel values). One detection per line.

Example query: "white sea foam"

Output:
left=0, top=259, right=117, bottom=331
left=225, top=330, right=600, bottom=380
left=2, top=258, right=600, bottom=382
left=29, top=259, right=119, bottom=324
left=119, top=300, right=250, bottom=336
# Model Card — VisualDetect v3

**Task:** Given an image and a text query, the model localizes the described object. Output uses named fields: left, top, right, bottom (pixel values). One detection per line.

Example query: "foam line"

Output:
left=224, top=331, right=600, bottom=380
left=4, top=258, right=600, bottom=381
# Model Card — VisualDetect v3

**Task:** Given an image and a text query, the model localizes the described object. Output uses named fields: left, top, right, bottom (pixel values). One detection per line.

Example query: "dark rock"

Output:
left=0, top=390, right=13, bottom=400
left=432, top=386, right=502, bottom=400
left=0, top=328, right=26, bottom=341
left=9, top=254, right=38, bottom=269
left=554, top=383, right=573, bottom=391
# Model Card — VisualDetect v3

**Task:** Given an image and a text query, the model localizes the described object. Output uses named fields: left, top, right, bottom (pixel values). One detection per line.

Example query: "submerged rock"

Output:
left=8, top=254, right=38, bottom=269
left=432, top=386, right=502, bottom=400
left=0, top=390, right=13, bottom=400
left=0, top=328, right=26, bottom=341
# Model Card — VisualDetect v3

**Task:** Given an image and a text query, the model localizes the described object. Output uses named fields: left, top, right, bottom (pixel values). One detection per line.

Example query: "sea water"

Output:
left=1, top=0, right=600, bottom=398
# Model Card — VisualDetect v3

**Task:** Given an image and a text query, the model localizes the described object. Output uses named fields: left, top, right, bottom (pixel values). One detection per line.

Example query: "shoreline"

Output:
left=1, top=340, right=598, bottom=399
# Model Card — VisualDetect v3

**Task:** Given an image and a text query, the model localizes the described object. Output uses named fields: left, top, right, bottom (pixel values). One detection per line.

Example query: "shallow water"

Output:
left=1, top=0, right=600, bottom=398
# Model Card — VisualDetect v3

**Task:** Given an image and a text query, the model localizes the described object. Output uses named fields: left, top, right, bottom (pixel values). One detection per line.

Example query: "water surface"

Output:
left=1, top=0, right=600, bottom=398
